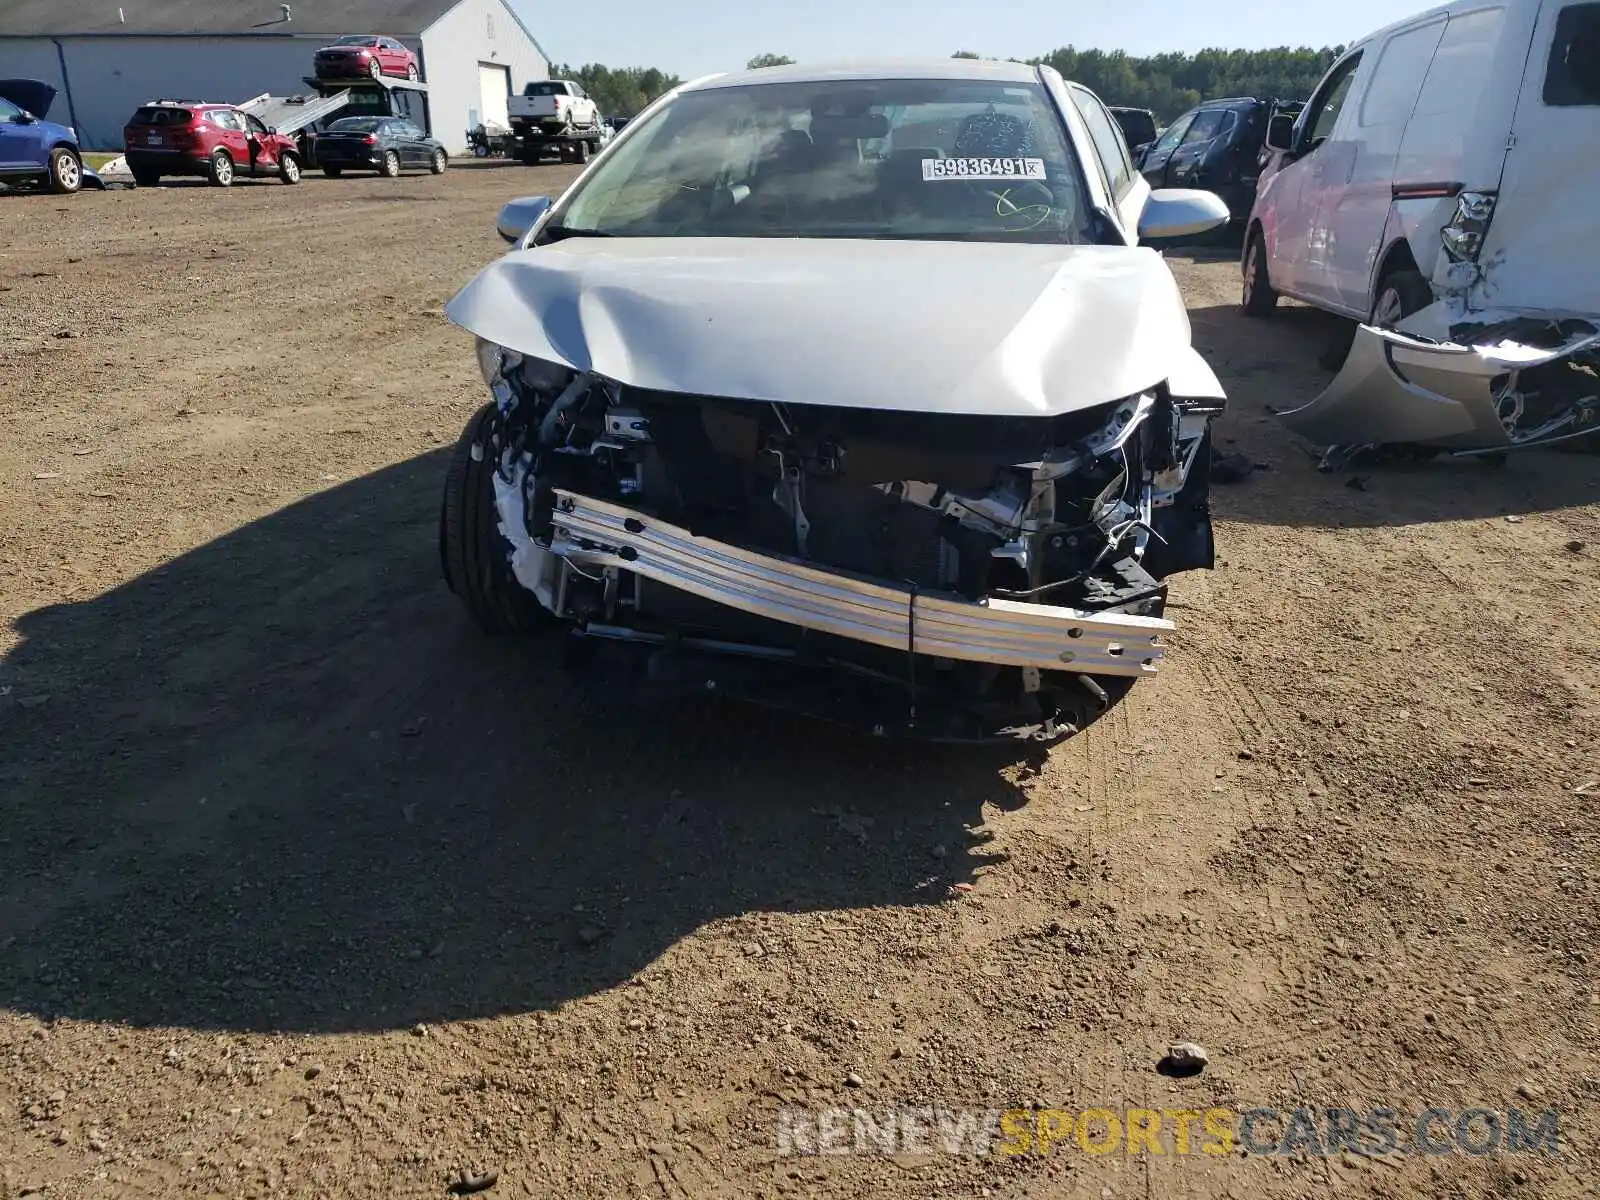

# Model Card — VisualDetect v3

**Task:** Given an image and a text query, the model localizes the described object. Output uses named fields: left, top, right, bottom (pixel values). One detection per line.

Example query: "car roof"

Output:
left=683, top=57, right=1042, bottom=93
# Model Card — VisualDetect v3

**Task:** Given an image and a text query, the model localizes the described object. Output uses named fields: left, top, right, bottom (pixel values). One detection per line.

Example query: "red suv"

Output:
left=313, top=35, right=420, bottom=81
left=123, top=102, right=304, bottom=188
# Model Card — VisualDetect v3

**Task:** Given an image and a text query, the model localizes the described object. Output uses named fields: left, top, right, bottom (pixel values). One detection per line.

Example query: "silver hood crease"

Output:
left=445, top=237, right=1195, bottom=416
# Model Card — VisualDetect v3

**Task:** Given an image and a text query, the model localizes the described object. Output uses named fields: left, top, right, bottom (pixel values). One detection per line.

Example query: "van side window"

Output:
left=1544, top=2, right=1600, bottom=105
left=1360, top=18, right=1446, bottom=126
left=1412, top=7, right=1507, bottom=118
left=1305, top=53, right=1364, bottom=148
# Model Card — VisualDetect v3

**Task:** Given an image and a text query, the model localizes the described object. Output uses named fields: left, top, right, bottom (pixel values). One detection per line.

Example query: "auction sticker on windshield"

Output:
left=922, top=157, right=1047, bottom=182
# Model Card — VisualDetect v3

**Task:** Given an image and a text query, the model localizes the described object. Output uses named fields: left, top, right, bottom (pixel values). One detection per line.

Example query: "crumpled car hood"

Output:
left=445, top=237, right=1192, bottom=416
left=0, top=79, right=57, bottom=119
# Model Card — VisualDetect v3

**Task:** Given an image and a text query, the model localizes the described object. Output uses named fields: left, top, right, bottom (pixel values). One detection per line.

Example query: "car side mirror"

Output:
left=15, top=110, right=36, bottom=125
left=497, top=195, right=553, bottom=243
left=1132, top=141, right=1151, bottom=164
left=1138, top=188, right=1231, bottom=241
left=1265, top=113, right=1295, bottom=152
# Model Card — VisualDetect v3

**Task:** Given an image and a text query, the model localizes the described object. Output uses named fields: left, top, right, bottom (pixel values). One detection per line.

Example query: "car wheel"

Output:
left=1241, top=230, right=1277, bottom=317
left=1371, top=268, right=1432, bottom=329
left=440, top=403, right=553, bottom=634
left=380, top=150, right=401, bottom=178
left=322, top=164, right=343, bottom=178
left=430, top=148, right=447, bottom=174
left=278, top=153, right=302, bottom=185
left=47, top=148, right=83, bottom=194
left=407, top=63, right=420, bottom=81
left=573, top=138, right=591, bottom=164
left=368, top=57, right=384, bottom=78
left=131, top=168, right=160, bottom=188
left=207, top=150, right=235, bottom=187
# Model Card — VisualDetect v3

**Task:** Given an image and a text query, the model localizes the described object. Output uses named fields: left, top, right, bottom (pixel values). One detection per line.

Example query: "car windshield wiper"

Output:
left=539, top=224, right=615, bottom=242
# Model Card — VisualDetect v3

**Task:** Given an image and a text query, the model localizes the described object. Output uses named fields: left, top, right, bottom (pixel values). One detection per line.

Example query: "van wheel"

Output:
left=1372, top=268, right=1433, bottom=329
left=207, top=150, right=235, bottom=187
left=47, top=148, right=83, bottom=194
left=440, top=404, right=553, bottom=635
left=1241, top=230, right=1277, bottom=316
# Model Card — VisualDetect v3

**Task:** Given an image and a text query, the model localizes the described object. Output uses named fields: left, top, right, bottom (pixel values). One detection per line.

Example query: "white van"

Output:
left=1242, top=0, right=1600, bottom=454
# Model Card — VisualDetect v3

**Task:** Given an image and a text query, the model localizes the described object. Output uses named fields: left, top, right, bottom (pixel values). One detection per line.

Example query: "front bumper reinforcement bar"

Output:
left=549, top=490, right=1172, bottom=677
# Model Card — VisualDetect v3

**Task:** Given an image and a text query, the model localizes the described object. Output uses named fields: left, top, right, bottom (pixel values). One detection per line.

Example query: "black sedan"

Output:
left=314, top=116, right=447, bottom=178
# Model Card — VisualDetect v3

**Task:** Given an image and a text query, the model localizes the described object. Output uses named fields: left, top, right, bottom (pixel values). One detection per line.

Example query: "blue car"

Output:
left=0, top=79, right=103, bottom=194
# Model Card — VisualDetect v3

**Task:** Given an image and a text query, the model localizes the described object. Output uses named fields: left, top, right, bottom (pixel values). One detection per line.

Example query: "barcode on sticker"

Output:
left=922, top=157, right=1046, bottom=181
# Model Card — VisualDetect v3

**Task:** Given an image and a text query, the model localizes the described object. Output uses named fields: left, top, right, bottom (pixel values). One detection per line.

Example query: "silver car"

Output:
left=439, top=58, right=1231, bottom=742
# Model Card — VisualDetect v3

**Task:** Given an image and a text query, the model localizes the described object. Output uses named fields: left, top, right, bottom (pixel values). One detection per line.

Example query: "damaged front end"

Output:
left=446, top=342, right=1221, bottom=742
left=1281, top=307, right=1600, bottom=459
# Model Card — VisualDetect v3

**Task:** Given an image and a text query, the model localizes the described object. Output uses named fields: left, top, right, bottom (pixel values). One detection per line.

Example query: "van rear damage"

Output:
left=1280, top=0, right=1600, bottom=456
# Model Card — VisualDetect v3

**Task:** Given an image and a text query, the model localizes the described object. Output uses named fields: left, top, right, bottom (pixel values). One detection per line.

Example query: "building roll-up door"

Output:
left=478, top=63, right=511, bottom=128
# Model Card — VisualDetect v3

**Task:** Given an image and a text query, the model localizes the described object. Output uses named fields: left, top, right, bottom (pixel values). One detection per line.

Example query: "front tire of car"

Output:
left=440, top=403, right=552, bottom=635
left=381, top=150, right=401, bottom=178
left=368, top=58, right=384, bottom=79
left=429, top=148, right=447, bottom=174
left=207, top=150, right=234, bottom=187
left=278, top=153, right=302, bottom=185
left=1241, top=230, right=1277, bottom=317
left=47, top=148, right=83, bottom=194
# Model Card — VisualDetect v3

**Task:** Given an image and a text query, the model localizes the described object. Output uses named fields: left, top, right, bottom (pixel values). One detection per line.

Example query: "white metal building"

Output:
left=0, top=0, right=550, bottom=152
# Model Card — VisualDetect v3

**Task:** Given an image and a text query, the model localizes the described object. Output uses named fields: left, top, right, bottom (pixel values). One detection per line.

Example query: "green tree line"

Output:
left=552, top=46, right=1341, bottom=122
left=1028, top=46, right=1341, bottom=120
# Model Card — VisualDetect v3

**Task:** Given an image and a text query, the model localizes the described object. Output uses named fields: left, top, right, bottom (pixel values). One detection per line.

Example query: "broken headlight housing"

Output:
left=1441, top=190, right=1497, bottom=263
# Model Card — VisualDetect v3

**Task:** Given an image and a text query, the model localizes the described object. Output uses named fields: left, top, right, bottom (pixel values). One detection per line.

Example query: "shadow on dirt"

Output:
left=1183, top=301, right=1600, bottom=528
left=0, top=450, right=1071, bottom=1035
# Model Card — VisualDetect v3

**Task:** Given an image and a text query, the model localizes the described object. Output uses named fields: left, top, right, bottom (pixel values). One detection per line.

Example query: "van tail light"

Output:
left=1441, top=190, right=1497, bottom=263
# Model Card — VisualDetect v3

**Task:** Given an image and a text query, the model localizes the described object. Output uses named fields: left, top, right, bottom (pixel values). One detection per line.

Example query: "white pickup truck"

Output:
left=506, top=80, right=606, bottom=163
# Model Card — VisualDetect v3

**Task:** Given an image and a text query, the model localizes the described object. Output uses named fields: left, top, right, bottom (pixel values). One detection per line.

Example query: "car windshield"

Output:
left=333, top=35, right=377, bottom=45
left=328, top=118, right=384, bottom=132
left=550, top=76, right=1093, bottom=244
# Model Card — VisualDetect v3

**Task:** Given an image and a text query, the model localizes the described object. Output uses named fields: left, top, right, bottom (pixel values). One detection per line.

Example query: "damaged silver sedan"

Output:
left=439, top=59, right=1231, bottom=741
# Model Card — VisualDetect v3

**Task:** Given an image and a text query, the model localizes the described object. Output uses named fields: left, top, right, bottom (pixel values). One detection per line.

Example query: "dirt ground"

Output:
left=2, top=163, right=1597, bottom=1200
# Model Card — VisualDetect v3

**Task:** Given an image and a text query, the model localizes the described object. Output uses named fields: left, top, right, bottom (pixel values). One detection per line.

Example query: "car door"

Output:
left=380, top=38, right=406, bottom=75
left=1166, top=108, right=1231, bottom=189
left=1295, top=52, right=1368, bottom=309
left=0, top=95, right=38, bottom=172
left=1262, top=50, right=1364, bottom=304
left=211, top=109, right=252, bottom=170
left=242, top=112, right=278, bottom=175
left=1139, top=111, right=1193, bottom=185
left=393, top=120, right=421, bottom=165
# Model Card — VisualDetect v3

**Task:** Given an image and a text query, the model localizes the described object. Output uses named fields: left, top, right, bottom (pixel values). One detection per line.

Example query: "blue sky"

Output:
left=512, top=0, right=1414, bottom=78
